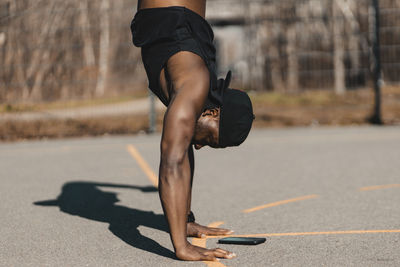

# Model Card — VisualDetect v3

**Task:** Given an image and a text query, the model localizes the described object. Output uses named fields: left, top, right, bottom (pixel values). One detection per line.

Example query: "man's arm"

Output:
left=158, top=51, right=234, bottom=261
left=159, top=92, right=199, bottom=253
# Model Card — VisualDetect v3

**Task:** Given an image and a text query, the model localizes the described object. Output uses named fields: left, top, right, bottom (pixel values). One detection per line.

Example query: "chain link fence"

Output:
left=209, top=0, right=400, bottom=94
left=0, top=0, right=399, bottom=102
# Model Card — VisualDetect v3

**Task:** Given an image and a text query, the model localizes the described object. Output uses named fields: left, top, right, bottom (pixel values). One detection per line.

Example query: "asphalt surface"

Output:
left=1, top=126, right=399, bottom=266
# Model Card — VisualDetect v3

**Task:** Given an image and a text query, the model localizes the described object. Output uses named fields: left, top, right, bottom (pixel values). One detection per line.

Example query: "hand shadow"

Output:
left=34, top=181, right=175, bottom=259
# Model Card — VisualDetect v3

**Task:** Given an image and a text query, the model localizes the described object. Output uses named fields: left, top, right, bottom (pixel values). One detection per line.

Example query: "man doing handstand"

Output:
left=131, top=0, right=254, bottom=261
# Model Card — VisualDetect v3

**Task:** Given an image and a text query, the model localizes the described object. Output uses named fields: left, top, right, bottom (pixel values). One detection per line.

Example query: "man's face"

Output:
left=192, top=108, right=220, bottom=150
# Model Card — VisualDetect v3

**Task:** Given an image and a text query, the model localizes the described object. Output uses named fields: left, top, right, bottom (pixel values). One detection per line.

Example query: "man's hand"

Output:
left=187, top=222, right=234, bottom=238
left=176, top=242, right=236, bottom=261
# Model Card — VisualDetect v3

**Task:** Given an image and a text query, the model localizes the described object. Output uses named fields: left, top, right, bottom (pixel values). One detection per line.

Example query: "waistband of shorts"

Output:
left=135, top=6, right=212, bottom=29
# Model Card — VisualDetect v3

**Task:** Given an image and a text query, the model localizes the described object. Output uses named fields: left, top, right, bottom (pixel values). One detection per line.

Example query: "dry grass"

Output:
left=1, top=86, right=399, bottom=142
left=0, top=91, right=148, bottom=114
left=0, top=114, right=163, bottom=142
left=251, top=86, right=400, bottom=127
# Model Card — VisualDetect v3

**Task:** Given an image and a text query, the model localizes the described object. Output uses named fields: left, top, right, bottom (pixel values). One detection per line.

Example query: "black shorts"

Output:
left=130, top=6, right=228, bottom=107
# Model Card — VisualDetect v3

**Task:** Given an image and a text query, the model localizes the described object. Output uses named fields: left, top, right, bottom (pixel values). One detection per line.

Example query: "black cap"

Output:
left=218, top=88, right=254, bottom=148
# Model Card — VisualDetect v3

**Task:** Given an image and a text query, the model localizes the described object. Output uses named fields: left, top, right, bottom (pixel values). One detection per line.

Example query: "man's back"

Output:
left=138, top=0, right=206, bottom=17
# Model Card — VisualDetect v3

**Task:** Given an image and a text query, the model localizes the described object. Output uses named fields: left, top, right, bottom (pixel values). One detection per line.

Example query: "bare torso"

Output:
left=138, top=0, right=206, bottom=18
left=137, top=0, right=207, bottom=103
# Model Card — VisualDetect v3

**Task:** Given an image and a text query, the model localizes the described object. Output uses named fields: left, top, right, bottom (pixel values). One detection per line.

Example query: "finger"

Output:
left=208, top=250, right=235, bottom=259
left=202, top=253, right=218, bottom=262
left=212, top=250, right=228, bottom=259
left=196, top=232, right=206, bottom=238
left=206, top=227, right=233, bottom=232
left=210, top=227, right=231, bottom=232
left=212, top=249, right=234, bottom=259
left=215, top=248, right=236, bottom=258
left=215, top=248, right=230, bottom=255
left=203, top=249, right=231, bottom=259
left=206, top=229, right=234, bottom=236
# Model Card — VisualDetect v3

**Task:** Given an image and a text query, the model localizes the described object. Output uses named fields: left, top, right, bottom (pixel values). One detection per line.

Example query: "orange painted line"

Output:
left=360, top=184, right=400, bottom=191
left=208, top=221, right=225, bottom=228
left=206, top=229, right=400, bottom=239
left=127, top=144, right=158, bottom=187
left=242, top=194, right=319, bottom=213
left=191, top=236, right=207, bottom=249
left=192, top=222, right=228, bottom=267
left=203, top=261, right=227, bottom=267
left=199, top=228, right=400, bottom=266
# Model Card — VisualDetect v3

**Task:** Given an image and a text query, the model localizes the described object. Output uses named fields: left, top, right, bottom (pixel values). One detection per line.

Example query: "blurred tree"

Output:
left=95, top=0, right=110, bottom=97
left=332, top=0, right=346, bottom=94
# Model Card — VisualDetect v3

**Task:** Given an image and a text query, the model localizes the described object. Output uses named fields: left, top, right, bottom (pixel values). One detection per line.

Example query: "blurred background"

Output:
left=1, top=0, right=399, bottom=141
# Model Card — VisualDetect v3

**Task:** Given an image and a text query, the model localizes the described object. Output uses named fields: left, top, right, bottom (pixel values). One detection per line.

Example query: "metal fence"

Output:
left=0, top=0, right=399, bottom=104
left=208, top=0, right=400, bottom=94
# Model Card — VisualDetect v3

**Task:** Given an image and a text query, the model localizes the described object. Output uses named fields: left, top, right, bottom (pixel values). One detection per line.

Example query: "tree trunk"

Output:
left=80, top=0, right=95, bottom=67
left=270, top=45, right=285, bottom=91
left=332, top=0, right=346, bottom=95
left=95, top=0, right=110, bottom=97
left=287, top=26, right=299, bottom=92
left=29, top=2, right=65, bottom=102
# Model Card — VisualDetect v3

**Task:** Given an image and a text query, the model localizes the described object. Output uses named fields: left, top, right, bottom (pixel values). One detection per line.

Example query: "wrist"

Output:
left=174, top=240, right=191, bottom=253
left=187, top=211, right=195, bottom=223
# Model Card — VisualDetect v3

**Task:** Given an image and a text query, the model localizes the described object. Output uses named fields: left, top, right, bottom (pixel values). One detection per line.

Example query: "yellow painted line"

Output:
left=127, top=144, right=158, bottom=187
left=192, top=222, right=228, bottom=267
left=198, top=228, right=400, bottom=266
left=242, top=194, right=319, bottom=213
left=208, top=221, right=225, bottom=228
left=191, top=235, right=207, bottom=249
left=203, top=261, right=227, bottom=267
left=206, top=229, right=400, bottom=239
left=360, top=184, right=400, bottom=191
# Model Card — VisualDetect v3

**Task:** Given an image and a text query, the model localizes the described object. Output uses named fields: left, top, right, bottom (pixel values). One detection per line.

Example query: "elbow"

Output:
left=160, top=132, right=191, bottom=167
left=159, top=157, right=184, bottom=187
left=160, top=147, right=186, bottom=169
left=158, top=112, right=194, bottom=184
left=159, top=144, right=187, bottom=185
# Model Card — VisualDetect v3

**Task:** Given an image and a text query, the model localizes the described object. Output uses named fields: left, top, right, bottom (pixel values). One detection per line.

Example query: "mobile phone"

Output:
left=218, top=237, right=266, bottom=245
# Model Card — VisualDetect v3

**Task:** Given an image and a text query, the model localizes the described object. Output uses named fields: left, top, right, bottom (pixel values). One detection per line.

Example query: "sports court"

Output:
left=1, top=126, right=399, bottom=266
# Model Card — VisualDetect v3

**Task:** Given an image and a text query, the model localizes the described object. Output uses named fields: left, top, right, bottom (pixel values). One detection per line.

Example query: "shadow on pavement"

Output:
left=34, top=181, right=175, bottom=260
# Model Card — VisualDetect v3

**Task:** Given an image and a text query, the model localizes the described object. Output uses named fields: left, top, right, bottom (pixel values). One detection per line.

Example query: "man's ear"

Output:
left=202, top=108, right=219, bottom=117
left=210, top=108, right=219, bottom=117
left=194, top=144, right=204, bottom=150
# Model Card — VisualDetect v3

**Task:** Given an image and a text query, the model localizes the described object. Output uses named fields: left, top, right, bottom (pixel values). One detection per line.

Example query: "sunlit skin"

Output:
left=138, top=0, right=206, bottom=17
left=192, top=108, right=220, bottom=150
left=138, top=0, right=236, bottom=262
